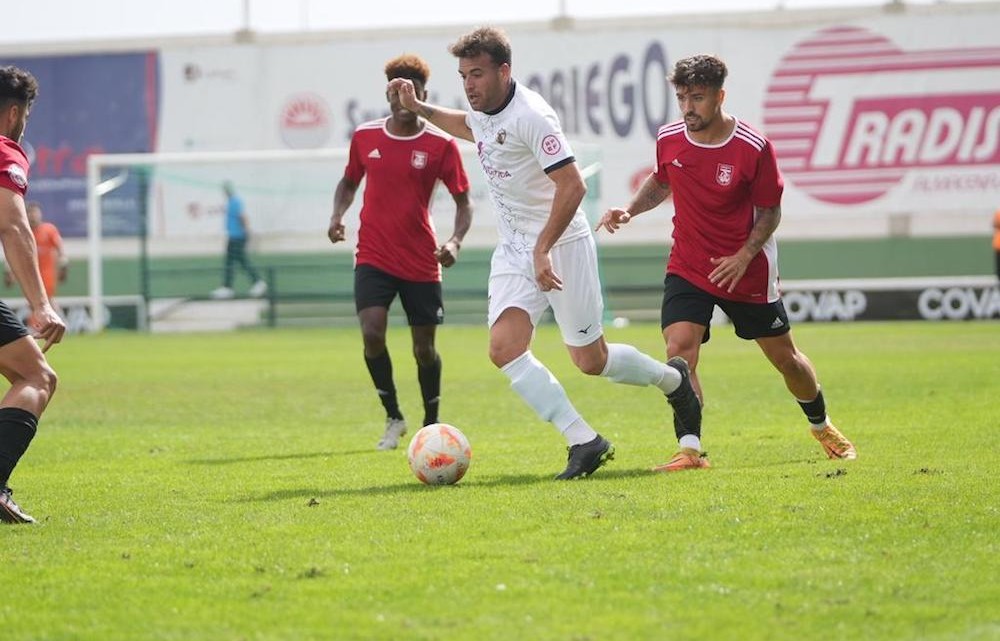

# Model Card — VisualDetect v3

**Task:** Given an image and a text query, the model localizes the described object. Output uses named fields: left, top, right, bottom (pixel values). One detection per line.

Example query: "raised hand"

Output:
left=387, top=78, right=419, bottom=113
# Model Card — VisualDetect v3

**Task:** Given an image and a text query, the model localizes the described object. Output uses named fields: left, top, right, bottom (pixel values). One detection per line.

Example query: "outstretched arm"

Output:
left=595, top=172, right=671, bottom=234
left=388, top=78, right=474, bottom=142
left=0, top=188, right=65, bottom=350
left=708, top=204, right=781, bottom=293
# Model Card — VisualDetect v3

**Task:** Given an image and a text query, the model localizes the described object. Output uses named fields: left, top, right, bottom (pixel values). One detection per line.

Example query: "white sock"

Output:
left=502, top=351, right=596, bottom=445
left=562, top=417, right=597, bottom=446
left=601, top=343, right=681, bottom=394
left=679, top=434, right=702, bottom=452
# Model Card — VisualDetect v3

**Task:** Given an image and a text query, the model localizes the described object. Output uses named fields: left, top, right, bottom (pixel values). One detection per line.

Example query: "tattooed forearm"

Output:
left=745, top=204, right=781, bottom=255
left=627, top=175, right=671, bottom=215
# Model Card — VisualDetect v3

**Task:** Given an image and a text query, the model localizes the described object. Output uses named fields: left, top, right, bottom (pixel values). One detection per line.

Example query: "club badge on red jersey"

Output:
left=411, top=150, right=427, bottom=168
left=4, top=163, right=27, bottom=189
left=716, top=163, right=734, bottom=186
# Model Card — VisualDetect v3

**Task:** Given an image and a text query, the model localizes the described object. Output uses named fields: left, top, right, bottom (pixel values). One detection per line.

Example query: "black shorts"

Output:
left=660, top=273, right=790, bottom=343
left=0, top=301, right=30, bottom=347
left=354, top=264, right=444, bottom=326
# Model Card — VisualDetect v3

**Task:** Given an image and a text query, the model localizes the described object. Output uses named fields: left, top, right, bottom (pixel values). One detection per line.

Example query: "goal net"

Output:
left=85, top=143, right=603, bottom=331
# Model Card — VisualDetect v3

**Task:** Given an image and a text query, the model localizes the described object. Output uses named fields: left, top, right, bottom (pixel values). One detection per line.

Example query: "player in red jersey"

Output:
left=0, top=66, right=65, bottom=523
left=329, top=54, right=473, bottom=451
left=597, top=54, right=856, bottom=470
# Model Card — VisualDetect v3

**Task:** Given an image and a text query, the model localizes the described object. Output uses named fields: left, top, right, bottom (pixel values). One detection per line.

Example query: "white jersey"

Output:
left=465, top=81, right=591, bottom=253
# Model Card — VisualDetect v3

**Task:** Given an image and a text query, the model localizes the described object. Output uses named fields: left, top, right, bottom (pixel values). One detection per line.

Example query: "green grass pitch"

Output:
left=3, top=321, right=998, bottom=640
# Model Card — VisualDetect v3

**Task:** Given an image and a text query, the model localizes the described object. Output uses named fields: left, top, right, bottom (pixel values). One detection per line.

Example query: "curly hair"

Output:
left=448, top=27, right=512, bottom=67
left=384, top=54, right=431, bottom=85
left=0, top=65, right=39, bottom=109
left=668, top=55, right=728, bottom=90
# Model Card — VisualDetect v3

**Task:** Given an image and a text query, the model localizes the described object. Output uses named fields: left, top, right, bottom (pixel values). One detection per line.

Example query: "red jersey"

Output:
left=344, top=118, right=470, bottom=282
left=0, top=136, right=29, bottom=197
left=654, top=118, right=784, bottom=303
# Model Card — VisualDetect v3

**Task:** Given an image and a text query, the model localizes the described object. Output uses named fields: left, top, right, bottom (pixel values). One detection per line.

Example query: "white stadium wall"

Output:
left=153, top=4, right=1000, bottom=246
left=7, top=2, right=1000, bottom=251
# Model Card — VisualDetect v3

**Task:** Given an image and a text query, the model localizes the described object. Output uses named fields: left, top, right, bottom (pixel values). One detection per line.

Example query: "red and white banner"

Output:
left=150, top=5, right=1000, bottom=244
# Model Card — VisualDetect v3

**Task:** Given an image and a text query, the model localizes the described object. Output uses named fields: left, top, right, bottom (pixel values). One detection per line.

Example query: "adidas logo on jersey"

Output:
left=368, top=149, right=382, bottom=159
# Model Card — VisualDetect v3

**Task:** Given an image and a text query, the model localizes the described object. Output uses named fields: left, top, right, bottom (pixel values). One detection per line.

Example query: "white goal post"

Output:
left=86, top=147, right=353, bottom=332
left=84, top=143, right=603, bottom=333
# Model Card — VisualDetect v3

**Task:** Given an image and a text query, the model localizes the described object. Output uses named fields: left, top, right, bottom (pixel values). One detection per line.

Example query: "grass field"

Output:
left=3, top=321, right=998, bottom=640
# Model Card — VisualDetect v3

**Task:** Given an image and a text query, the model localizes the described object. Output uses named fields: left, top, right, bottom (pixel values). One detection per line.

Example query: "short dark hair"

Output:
left=668, top=55, right=728, bottom=90
left=384, top=54, right=431, bottom=85
left=0, top=65, right=39, bottom=110
left=448, top=27, right=512, bottom=67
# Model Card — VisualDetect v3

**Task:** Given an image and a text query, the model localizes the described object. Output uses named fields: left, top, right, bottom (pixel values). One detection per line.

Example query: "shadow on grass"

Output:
left=734, top=456, right=822, bottom=469
left=238, top=466, right=653, bottom=501
left=187, top=449, right=382, bottom=465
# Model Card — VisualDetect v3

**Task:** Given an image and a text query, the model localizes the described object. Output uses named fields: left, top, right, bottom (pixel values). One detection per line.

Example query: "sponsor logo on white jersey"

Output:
left=541, top=134, right=562, bottom=156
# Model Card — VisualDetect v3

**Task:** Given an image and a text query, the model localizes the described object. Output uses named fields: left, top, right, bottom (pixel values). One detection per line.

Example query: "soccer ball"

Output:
left=407, top=423, right=472, bottom=485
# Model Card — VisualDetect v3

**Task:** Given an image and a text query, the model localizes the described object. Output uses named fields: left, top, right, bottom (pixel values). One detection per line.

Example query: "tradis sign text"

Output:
left=763, top=26, right=1000, bottom=205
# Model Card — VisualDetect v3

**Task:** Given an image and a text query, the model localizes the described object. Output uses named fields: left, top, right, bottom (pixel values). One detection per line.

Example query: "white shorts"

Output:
left=487, top=235, right=605, bottom=347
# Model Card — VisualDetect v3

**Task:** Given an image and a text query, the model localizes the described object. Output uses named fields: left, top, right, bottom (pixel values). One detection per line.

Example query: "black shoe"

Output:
left=0, top=487, right=35, bottom=524
left=555, top=435, right=615, bottom=480
left=666, top=356, right=702, bottom=439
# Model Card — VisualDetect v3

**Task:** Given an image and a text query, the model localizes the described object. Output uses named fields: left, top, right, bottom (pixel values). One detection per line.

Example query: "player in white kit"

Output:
left=390, top=27, right=702, bottom=479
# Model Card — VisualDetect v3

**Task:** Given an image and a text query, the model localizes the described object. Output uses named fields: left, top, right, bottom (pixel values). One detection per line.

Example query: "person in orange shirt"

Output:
left=4, top=202, right=66, bottom=300
left=994, top=208, right=1000, bottom=281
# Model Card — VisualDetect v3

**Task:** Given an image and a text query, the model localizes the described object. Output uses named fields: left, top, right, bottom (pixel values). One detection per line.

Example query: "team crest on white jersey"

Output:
left=541, top=134, right=561, bottom=155
left=496, top=130, right=507, bottom=144
left=716, top=163, right=734, bottom=186
left=411, top=151, right=427, bottom=168
left=4, top=164, right=26, bottom=188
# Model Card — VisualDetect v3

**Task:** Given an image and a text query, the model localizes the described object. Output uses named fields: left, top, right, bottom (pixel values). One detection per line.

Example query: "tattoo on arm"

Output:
left=419, top=104, right=436, bottom=119
left=745, top=205, right=781, bottom=255
left=639, top=185, right=669, bottom=212
left=628, top=177, right=671, bottom=214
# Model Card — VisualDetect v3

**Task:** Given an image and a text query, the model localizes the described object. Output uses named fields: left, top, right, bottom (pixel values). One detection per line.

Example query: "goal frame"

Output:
left=85, top=147, right=350, bottom=332
left=84, top=143, right=602, bottom=333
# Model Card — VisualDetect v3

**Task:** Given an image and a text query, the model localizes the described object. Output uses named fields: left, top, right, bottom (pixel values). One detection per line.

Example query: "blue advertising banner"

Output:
left=7, top=52, right=158, bottom=237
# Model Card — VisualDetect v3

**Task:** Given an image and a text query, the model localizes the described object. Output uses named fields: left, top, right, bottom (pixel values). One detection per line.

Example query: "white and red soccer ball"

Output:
left=407, top=423, right=472, bottom=485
